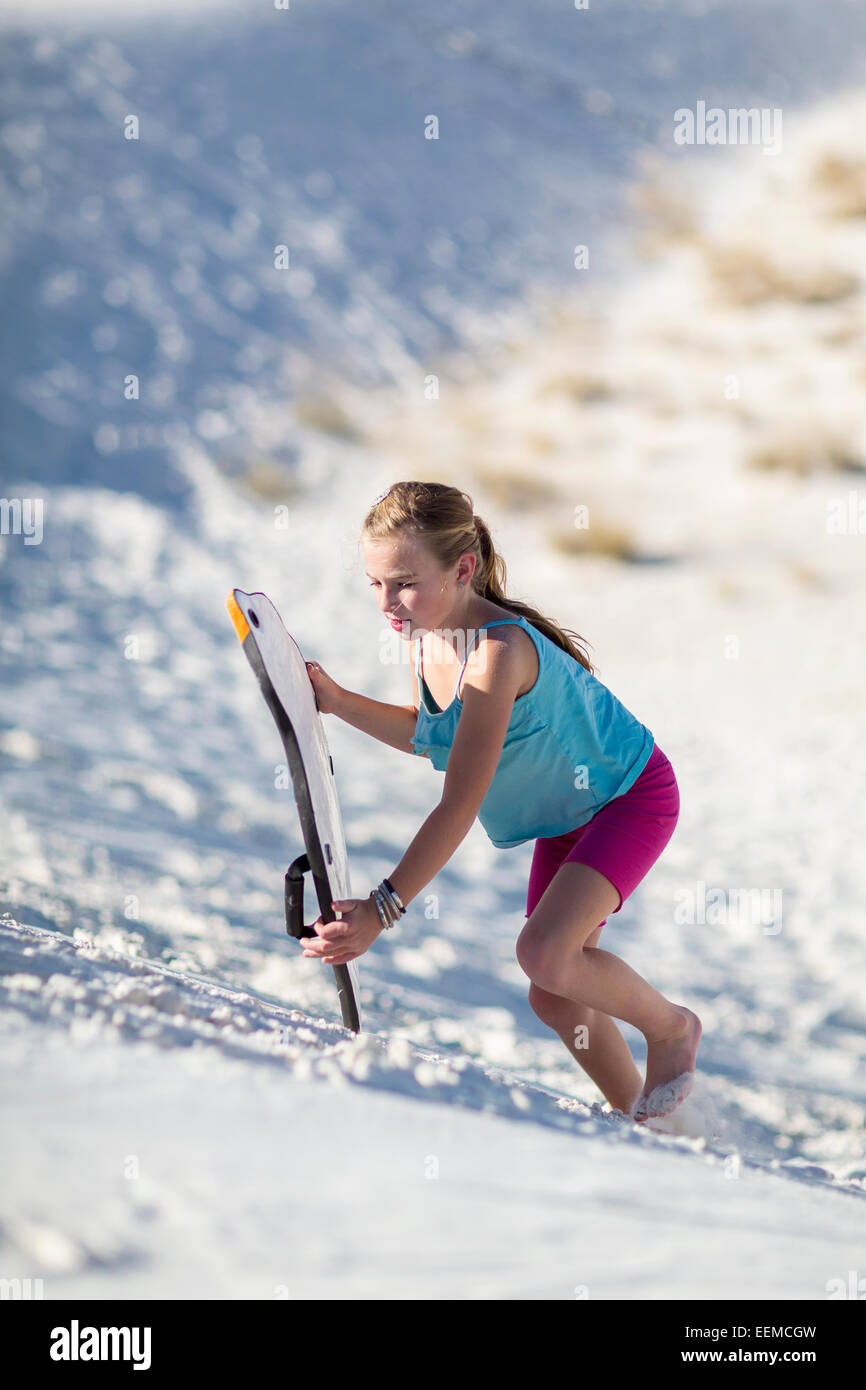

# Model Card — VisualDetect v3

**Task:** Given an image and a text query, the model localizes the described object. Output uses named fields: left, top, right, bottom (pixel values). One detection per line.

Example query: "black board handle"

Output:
left=284, top=854, right=318, bottom=940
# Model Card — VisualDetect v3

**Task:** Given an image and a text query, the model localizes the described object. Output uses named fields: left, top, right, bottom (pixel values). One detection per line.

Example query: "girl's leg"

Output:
left=529, top=920, right=643, bottom=1113
left=517, top=861, right=701, bottom=1116
left=528, top=981, right=644, bottom=1115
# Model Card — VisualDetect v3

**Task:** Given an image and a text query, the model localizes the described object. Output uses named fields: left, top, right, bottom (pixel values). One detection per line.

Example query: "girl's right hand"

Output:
left=305, top=660, right=344, bottom=715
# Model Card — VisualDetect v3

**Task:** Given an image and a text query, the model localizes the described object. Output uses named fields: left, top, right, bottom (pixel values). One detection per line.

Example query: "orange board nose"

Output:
left=226, top=591, right=251, bottom=643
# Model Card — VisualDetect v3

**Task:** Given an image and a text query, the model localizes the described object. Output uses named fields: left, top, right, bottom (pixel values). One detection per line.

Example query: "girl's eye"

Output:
left=368, top=581, right=414, bottom=588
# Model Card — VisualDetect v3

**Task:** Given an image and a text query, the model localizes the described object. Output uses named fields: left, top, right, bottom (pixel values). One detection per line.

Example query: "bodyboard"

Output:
left=226, top=588, right=362, bottom=1033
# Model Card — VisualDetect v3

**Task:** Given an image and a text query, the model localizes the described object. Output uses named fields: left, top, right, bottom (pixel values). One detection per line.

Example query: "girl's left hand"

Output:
left=301, top=895, right=384, bottom=965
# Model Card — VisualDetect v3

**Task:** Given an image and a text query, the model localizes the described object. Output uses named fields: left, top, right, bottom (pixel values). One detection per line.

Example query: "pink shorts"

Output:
left=526, top=743, right=680, bottom=921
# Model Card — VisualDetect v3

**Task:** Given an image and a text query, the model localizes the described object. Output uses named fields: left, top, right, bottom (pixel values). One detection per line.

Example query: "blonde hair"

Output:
left=362, top=480, right=594, bottom=673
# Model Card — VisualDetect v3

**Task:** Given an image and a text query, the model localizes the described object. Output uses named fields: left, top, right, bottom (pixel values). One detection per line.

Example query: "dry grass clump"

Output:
left=625, top=152, right=701, bottom=250
left=548, top=513, right=641, bottom=562
left=473, top=465, right=560, bottom=510
left=240, top=457, right=304, bottom=500
left=746, top=427, right=864, bottom=475
left=535, top=372, right=614, bottom=403
left=703, top=242, right=858, bottom=306
left=294, top=392, right=359, bottom=438
left=788, top=562, right=829, bottom=589
left=809, top=152, right=866, bottom=219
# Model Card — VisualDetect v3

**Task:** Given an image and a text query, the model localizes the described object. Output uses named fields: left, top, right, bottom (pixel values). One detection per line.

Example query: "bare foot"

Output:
left=632, top=1006, right=702, bottom=1123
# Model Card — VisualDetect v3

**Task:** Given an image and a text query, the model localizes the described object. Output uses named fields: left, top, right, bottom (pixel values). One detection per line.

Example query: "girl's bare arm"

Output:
left=307, top=659, right=420, bottom=754
left=335, top=688, right=418, bottom=755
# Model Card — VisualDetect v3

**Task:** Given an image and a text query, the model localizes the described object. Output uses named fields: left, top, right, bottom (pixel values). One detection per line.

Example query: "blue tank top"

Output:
left=411, top=615, right=654, bottom=848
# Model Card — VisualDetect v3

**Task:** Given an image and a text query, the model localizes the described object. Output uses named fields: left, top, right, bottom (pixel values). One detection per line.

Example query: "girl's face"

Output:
left=364, top=534, right=470, bottom=639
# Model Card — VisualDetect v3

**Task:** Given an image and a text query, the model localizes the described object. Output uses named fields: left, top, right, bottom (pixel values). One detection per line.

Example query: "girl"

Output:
left=304, top=480, right=700, bottom=1123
